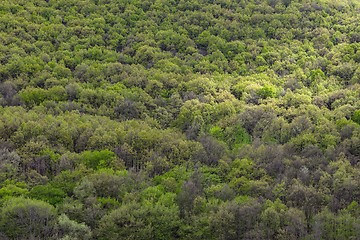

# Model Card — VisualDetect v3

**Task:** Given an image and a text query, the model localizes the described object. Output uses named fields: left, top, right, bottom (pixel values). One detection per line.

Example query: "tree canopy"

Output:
left=0, top=0, right=359, bottom=239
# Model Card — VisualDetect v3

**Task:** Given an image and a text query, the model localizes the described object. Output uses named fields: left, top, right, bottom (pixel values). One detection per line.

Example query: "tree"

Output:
left=352, top=110, right=360, bottom=124
left=196, top=135, right=226, bottom=166
left=209, top=198, right=262, bottom=239
left=80, top=150, right=117, bottom=170
left=0, top=197, right=56, bottom=239
left=0, top=148, right=21, bottom=182
left=57, top=214, right=92, bottom=240
left=29, top=184, right=66, bottom=205
left=96, top=196, right=180, bottom=240
left=18, top=87, right=48, bottom=108
left=177, top=169, right=204, bottom=217
left=287, top=180, right=327, bottom=231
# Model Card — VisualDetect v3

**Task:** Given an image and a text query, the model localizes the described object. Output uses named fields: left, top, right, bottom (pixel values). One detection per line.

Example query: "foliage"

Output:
left=0, top=0, right=359, bottom=239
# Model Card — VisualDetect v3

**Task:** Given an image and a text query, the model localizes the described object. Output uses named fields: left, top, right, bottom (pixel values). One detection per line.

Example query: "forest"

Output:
left=0, top=0, right=359, bottom=239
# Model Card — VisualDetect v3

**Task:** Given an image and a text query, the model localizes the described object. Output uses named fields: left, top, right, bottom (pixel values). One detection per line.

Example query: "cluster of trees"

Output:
left=0, top=0, right=359, bottom=239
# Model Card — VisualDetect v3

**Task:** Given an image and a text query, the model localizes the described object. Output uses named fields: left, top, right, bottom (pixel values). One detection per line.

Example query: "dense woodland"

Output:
left=0, top=0, right=359, bottom=239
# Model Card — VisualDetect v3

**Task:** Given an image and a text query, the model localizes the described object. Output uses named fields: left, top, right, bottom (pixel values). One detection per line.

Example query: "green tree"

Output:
left=57, top=214, right=92, bottom=240
left=0, top=197, right=56, bottom=239
left=29, top=184, right=66, bottom=205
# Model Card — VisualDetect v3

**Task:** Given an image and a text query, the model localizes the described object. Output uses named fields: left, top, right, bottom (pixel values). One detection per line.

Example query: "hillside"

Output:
left=0, top=0, right=359, bottom=239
